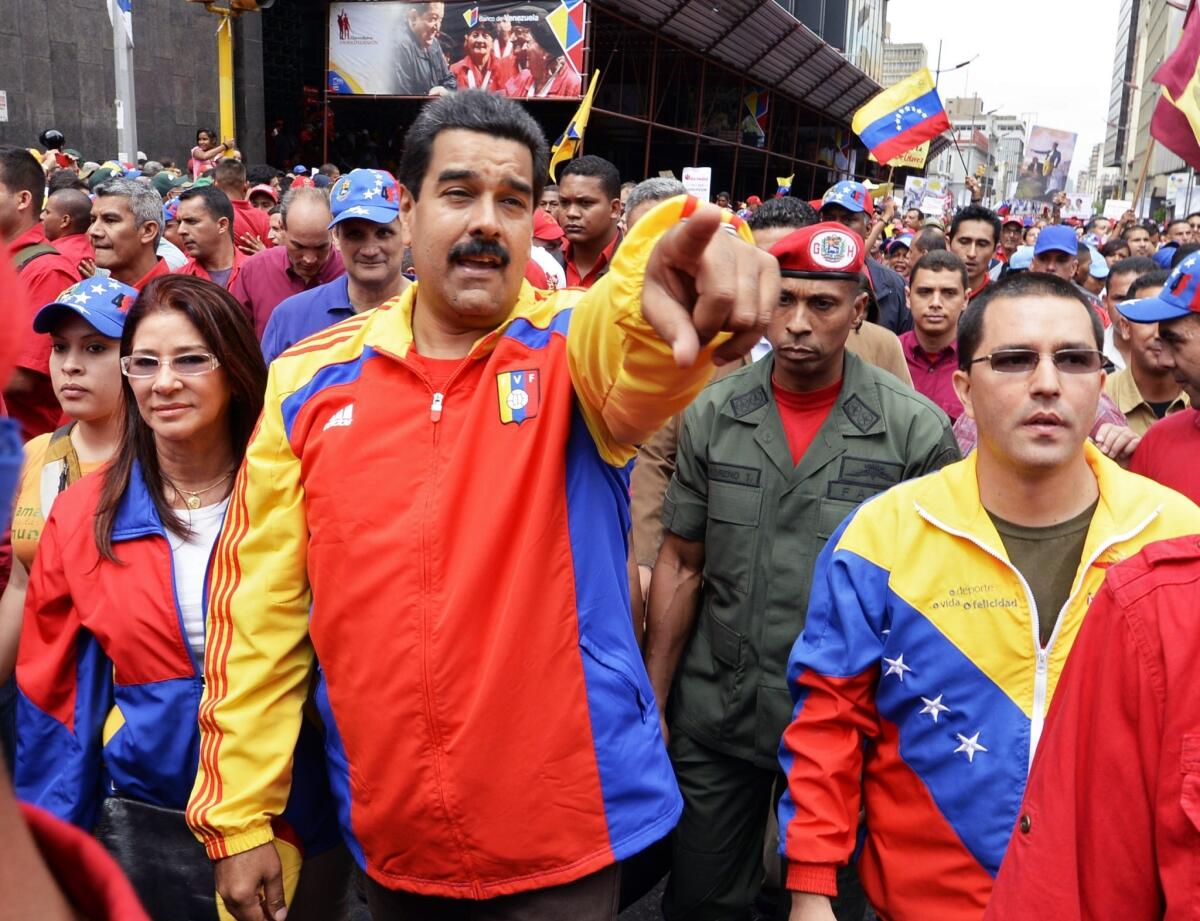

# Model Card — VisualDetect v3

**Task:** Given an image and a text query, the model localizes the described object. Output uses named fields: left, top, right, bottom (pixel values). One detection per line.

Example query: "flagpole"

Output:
left=1132, top=138, right=1157, bottom=217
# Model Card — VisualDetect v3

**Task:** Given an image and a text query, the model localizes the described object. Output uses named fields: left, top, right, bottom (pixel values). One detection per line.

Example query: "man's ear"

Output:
left=952, top=368, right=974, bottom=421
left=398, top=185, right=416, bottom=248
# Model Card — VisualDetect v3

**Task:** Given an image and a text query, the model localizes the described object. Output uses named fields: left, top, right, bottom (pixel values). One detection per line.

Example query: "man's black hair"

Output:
left=178, top=186, right=236, bottom=240
left=1127, top=269, right=1170, bottom=299
left=910, top=250, right=968, bottom=291
left=949, top=204, right=1001, bottom=244
left=246, top=164, right=280, bottom=186
left=559, top=154, right=621, bottom=202
left=0, top=146, right=45, bottom=201
left=399, top=90, right=549, bottom=203
left=746, top=196, right=817, bottom=232
left=1100, top=237, right=1130, bottom=258
left=957, top=271, right=1102, bottom=370
left=1172, top=242, right=1200, bottom=268
left=1166, top=218, right=1191, bottom=234
left=47, top=169, right=88, bottom=194
left=913, top=226, right=948, bottom=253
left=1108, top=256, right=1157, bottom=281
left=1077, top=241, right=1091, bottom=259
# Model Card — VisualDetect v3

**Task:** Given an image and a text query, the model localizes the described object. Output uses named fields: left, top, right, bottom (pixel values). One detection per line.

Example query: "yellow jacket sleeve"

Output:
left=567, top=195, right=755, bottom=466
left=187, top=366, right=316, bottom=859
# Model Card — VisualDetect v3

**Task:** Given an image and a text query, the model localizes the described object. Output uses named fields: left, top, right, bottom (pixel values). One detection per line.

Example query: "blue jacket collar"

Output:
left=111, top=459, right=167, bottom=542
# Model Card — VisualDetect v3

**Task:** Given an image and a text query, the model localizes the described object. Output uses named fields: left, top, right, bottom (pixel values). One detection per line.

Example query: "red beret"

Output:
left=768, top=222, right=866, bottom=279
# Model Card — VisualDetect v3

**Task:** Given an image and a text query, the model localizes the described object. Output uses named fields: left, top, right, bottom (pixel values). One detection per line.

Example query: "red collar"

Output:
left=564, top=230, right=621, bottom=288
left=129, top=257, right=171, bottom=291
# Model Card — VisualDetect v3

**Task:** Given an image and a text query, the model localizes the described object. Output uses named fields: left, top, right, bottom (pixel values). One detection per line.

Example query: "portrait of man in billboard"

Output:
left=392, top=2, right=456, bottom=96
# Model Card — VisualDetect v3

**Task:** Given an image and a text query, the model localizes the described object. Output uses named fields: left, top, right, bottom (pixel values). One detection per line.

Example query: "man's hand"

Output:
left=965, top=176, right=982, bottom=202
left=789, top=892, right=837, bottom=921
left=1092, top=423, right=1140, bottom=466
left=238, top=233, right=266, bottom=256
left=215, top=842, right=287, bottom=921
left=641, top=203, right=779, bottom=367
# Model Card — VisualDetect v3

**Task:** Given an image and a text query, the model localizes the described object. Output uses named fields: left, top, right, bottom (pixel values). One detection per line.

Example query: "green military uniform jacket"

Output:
left=662, top=351, right=961, bottom=768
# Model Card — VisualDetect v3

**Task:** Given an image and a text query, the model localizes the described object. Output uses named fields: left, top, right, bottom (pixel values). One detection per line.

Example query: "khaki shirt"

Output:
left=630, top=328, right=911, bottom=569
left=1104, top=368, right=1189, bottom=437
left=662, top=352, right=960, bottom=767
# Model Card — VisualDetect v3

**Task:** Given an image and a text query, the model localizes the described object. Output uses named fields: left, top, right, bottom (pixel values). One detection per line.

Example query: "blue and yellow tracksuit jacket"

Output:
left=776, top=444, right=1200, bottom=920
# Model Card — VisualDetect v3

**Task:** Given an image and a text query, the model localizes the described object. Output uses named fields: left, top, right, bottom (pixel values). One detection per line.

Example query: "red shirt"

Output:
left=8, top=224, right=81, bottom=440
left=772, top=376, right=841, bottom=464
left=174, top=246, right=248, bottom=290
left=230, top=244, right=346, bottom=339
left=967, top=274, right=990, bottom=301
left=1129, top=408, right=1200, bottom=504
left=49, top=231, right=95, bottom=272
left=231, top=198, right=273, bottom=248
left=899, top=331, right=962, bottom=420
left=564, top=231, right=621, bottom=289
left=984, top=536, right=1200, bottom=921
left=130, top=256, right=173, bottom=291
left=450, top=56, right=504, bottom=91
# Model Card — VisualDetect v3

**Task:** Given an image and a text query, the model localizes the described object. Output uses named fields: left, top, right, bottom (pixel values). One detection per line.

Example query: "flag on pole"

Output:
left=549, top=71, right=599, bottom=181
left=775, top=174, right=793, bottom=197
left=1151, top=0, right=1200, bottom=169
left=850, top=68, right=950, bottom=165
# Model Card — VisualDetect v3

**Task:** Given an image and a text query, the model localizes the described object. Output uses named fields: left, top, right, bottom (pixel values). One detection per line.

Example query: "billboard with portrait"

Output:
left=328, top=1, right=588, bottom=99
left=1015, top=125, right=1077, bottom=201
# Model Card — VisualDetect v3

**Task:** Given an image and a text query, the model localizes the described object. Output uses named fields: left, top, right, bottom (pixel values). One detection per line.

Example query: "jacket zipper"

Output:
left=915, top=504, right=1160, bottom=771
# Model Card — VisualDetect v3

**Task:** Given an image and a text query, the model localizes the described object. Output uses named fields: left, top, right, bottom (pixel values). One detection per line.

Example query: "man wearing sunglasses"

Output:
left=778, top=271, right=1200, bottom=921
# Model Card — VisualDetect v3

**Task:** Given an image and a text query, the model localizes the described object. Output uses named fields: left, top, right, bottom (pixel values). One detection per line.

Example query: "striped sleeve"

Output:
left=187, top=367, right=316, bottom=859
left=566, top=195, right=750, bottom=466
left=777, top=513, right=888, bottom=894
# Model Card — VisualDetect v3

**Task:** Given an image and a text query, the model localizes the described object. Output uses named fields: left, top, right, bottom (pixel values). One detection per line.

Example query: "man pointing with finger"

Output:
left=186, top=90, right=778, bottom=921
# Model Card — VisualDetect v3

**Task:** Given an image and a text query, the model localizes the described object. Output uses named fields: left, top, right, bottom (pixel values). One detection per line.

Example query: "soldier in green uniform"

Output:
left=645, top=221, right=961, bottom=921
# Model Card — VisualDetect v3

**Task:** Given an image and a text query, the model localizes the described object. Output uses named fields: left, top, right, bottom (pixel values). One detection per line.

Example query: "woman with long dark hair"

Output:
left=14, top=275, right=345, bottom=920
left=189, top=128, right=232, bottom=181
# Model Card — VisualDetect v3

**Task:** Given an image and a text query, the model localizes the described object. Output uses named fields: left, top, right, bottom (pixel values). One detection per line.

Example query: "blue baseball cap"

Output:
left=292, top=164, right=308, bottom=174
left=1088, top=247, right=1109, bottom=280
left=1009, top=245, right=1035, bottom=271
left=819, top=181, right=874, bottom=215
left=885, top=233, right=914, bottom=253
left=1152, top=243, right=1176, bottom=270
left=1118, top=252, right=1200, bottom=323
left=33, top=278, right=139, bottom=338
left=1032, top=225, right=1078, bottom=258
left=328, top=169, right=401, bottom=228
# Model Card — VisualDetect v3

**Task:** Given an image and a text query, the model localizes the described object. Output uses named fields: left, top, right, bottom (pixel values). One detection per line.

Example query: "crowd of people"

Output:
left=2, top=88, right=1200, bottom=921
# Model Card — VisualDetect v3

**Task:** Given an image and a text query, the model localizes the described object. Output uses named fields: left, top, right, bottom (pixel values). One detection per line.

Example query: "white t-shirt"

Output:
left=167, top=497, right=229, bottom=660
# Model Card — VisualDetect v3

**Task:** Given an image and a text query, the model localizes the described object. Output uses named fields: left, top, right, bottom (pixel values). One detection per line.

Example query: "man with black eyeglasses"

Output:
left=776, top=272, right=1200, bottom=921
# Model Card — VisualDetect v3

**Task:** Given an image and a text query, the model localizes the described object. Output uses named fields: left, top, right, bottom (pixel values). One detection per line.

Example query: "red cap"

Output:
left=768, top=222, right=865, bottom=279
left=1001, top=214, right=1023, bottom=226
left=533, top=209, right=565, bottom=242
left=747, top=195, right=762, bottom=205
left=248, top=183, right=278, bottom=203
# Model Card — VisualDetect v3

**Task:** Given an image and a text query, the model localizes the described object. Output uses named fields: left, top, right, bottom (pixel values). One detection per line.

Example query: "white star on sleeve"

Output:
left=882, top=653, right=912, bottom=682
left=920, top=694, right=950, bottom=723
left=954, top=731, right=988, bottom=763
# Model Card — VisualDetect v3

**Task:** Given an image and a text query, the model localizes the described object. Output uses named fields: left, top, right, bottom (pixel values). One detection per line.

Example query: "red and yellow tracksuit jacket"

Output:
left=187, top=197, right=749, bottom=898
left=15, top=466, right=336, bottom=877
left=776, top=445, right=1200, bottom=920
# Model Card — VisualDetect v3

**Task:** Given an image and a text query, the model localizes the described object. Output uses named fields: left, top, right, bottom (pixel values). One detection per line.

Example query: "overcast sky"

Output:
left=886, top=0, right=1121, bottom=180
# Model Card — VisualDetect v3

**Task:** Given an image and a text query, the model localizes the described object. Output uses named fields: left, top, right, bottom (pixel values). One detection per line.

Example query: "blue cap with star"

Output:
left=1119, top=250, right=1200, bottom=323
left=819, top=180, right=874, bottom=216
left=328, top=168, right=401, bottom=229
left=34, top=277, right=139, bottom=338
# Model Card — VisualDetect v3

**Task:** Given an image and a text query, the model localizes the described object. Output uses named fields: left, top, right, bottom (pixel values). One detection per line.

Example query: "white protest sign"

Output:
left=1103, top=199, right=1133, bottom=220
left=682, top=166, right=713, bottom=203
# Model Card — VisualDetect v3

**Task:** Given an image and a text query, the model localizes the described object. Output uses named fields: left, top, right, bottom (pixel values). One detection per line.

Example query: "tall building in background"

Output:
left=783, top=0, right=886, bottom=82
left=1104, top=0, right=1140, bottom=170
left=882, top=38, right=928, bottom=87
left=1124, top=0, right=1186, bottom=209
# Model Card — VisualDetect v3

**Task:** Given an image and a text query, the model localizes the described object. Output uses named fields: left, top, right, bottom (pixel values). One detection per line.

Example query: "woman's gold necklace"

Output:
left=163, top=470, right=234, bottom=510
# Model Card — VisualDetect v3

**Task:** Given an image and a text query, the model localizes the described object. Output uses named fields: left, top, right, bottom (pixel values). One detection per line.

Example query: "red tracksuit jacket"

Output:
left=986, top=535, right=1200, bottom=919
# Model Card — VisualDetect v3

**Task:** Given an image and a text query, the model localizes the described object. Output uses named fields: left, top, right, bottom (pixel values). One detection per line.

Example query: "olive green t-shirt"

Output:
left=988, top=499, right=1099, bottom=645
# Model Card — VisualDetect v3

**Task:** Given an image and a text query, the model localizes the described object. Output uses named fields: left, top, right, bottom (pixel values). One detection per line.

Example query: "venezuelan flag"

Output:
left=851, top=68, right=950, bottom=165
left=549, top=71, right=600, bottom=181
left=1150, top=0, right=1200, bottom=169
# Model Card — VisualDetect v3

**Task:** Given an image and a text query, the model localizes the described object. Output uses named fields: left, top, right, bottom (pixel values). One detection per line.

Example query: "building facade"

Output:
left=881, top=40, right=928, bottom=87
left=1104, top=0, right=1140, bottom=170
left=780, top=0, right=886, bottom=82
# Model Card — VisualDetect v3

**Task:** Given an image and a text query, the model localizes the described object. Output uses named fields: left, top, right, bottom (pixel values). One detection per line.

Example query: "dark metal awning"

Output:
left=591, top=0, right=883, bottom=124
